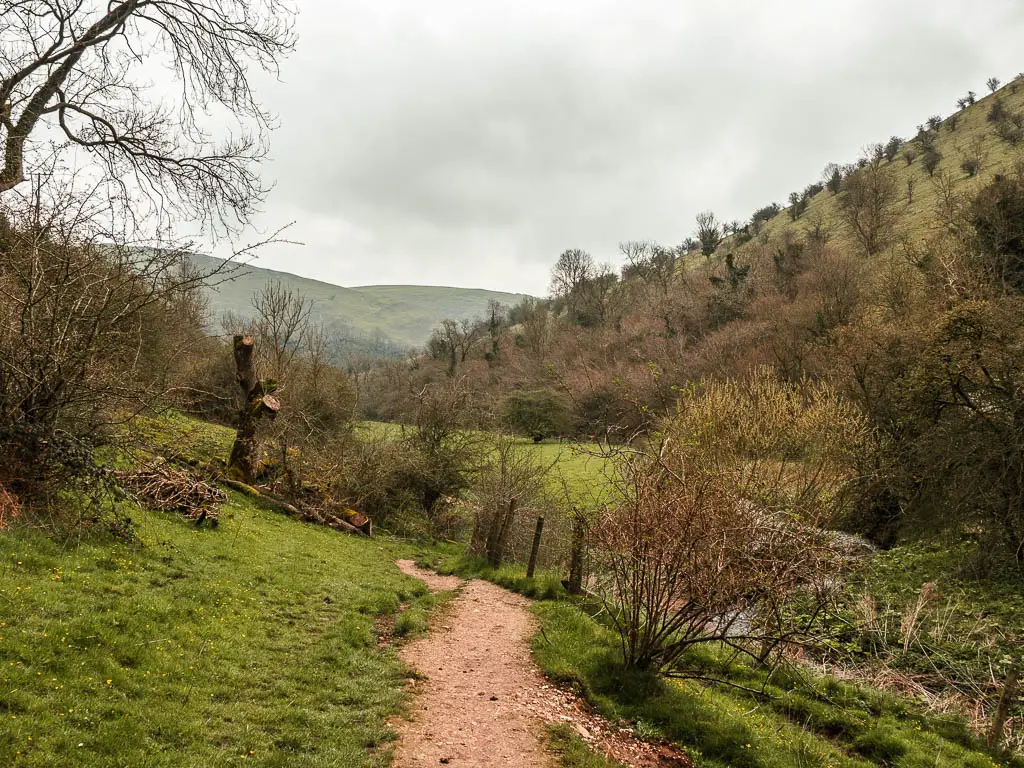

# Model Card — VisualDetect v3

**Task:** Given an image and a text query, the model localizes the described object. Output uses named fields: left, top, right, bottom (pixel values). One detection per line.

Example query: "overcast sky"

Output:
left=220, top=0, right=1024, bottom=295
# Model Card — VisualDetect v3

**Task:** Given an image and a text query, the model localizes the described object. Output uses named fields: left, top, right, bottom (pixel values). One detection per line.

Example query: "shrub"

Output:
left=590, top=370, right=870, bottom=673
left=0, top=186, right=218, bottom=515
left=884, top=135, right=903, bottom=161
left=502, top=389, right=573, bottom=441
left=961, top=157, right=981, bottom=178
left=922, top=147, right=942, bottom=176
left=995, top=112, right=1024, bottom=145
left=751, top=202, right=782, bottom=223
left=988, top=97, right=1008, bottom=123
left=971, top=173, right=1024, bottom=292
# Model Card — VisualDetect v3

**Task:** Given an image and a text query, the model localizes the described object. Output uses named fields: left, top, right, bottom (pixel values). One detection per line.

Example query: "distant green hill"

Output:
left=188, top=253, right=530, bottom=352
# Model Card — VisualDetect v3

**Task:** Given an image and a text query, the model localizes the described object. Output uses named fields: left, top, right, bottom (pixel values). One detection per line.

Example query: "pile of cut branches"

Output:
left=115, top=462, right=225, bottom=526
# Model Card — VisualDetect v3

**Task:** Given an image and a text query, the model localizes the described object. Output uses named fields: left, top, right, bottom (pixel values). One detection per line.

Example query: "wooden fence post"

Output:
left=486, top=498, right=518, bottom=568
left=526, top=516, right=545, bottom=578
left=988, top=662, right=1019, bottom=748
left=566, top=514, right=585, bottom=595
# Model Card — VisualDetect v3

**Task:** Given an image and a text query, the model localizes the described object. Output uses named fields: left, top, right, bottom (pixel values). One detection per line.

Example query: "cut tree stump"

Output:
left=227, top=335, right=280, bottom=483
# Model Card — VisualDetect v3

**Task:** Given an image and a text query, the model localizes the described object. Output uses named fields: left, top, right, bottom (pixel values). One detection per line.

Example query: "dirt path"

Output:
left=391, top=560, right=692, bottom=768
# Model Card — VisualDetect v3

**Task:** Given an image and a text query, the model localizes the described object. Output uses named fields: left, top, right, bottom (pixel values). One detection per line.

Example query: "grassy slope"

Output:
left=188, top=253, right=529, bottom=349
left=716, top=79, right=1024, bottom=265
left=0, top=418, right=439, bottom=768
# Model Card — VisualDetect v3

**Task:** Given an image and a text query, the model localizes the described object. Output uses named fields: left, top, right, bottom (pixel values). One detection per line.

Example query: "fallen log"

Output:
left=221, top=478, right=371, bottom=537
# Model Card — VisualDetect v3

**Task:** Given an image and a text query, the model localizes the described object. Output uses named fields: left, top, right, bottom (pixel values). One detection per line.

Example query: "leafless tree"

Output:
left=0, top=0, right=295, bottom=231
left=618, top=240, right=655, bottom=279
left=250, top=280, right=313, bottom=382
left=823, top=162, right=843, bottom=194
left=469, top=433, right=549, bottom=567
left=427, top=318, right=485, bottom=377
left=0, top=173, right=255, bottom=503
left=589, top=372, right=871, bottom=675
left=694, top=210, right=722, bottom=258
left=838, top=158, right=900, bottom=256
left=574, top=262, right=621, bottom=328
left=549, top=247, right=595, bottom=299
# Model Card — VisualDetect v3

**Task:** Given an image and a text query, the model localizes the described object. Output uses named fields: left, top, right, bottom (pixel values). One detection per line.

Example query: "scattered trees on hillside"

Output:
left=348, top=86, right=1024, bottom=575
left=838, top=157, right=900, bottom=256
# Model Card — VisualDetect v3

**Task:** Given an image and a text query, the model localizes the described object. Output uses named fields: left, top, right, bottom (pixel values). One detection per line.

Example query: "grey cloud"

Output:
left=226, top=0, right=1024, bottom=293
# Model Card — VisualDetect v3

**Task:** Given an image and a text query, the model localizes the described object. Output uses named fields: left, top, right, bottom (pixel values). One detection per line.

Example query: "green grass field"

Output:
left=0, top=415, right=443, bottom=767
left=7, top=408, right=1020, bottom=768
left=355, top=420, right=612, bottom=500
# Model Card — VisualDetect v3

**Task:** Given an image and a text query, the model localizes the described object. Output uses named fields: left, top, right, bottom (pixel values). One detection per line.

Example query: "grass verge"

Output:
left=424, top=546, right=1019, bottom=768
left=546, top=723, right=625, bottom=768
left=0, top=490, right=437, bottom=767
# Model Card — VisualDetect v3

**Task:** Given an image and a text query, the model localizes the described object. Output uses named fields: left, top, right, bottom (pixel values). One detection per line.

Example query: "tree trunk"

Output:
left=526, top=515, right=544, bottom=578
left=227, top=335, right=280, bottom=483
left=566, top=514, right=586, bottom=594
left=988, top=663, right=1020, bottom=748
left=470, top=507, right=490, bottom=557
left=486, top=498, right=517, bottom=568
